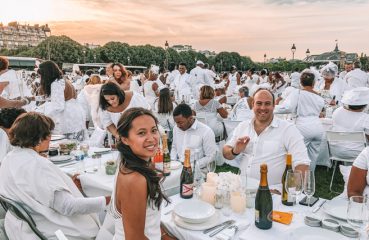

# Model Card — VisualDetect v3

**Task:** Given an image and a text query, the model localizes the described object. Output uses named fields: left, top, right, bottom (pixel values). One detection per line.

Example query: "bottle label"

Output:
left=181, top=183, right=193, bottom=196
left=255, top=210, right=260, bottom=223
left=164, top=162, right=171, bottom=173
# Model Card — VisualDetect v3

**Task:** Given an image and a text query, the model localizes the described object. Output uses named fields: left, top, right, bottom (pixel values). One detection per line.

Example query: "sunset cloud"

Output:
left=1, top=0, right=368, bottom=61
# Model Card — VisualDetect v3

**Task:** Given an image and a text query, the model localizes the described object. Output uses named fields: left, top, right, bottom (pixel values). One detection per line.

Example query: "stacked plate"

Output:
left=322, top=198, right=348, bottom=220
left=49, top=155, right=73, bottom=165
left=93, top=148, right=111, bottom=154
left=173, top=199, right=220, bottom=230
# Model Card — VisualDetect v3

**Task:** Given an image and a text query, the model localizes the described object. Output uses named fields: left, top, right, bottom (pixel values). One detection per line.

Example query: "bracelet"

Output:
left=231, top=148, right=240, bottom=156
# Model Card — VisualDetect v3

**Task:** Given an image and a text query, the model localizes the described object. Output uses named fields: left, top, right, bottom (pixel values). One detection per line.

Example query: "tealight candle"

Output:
left=206, top=172, right=218, bottom=185
left=230, top=191, right=246, bottom=213
left=201, top=182, right=216, bottom=205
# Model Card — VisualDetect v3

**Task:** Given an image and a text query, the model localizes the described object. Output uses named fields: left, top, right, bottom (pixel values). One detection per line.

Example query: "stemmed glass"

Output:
left=193, top=149, right=204, bottom=198
left=207, top=160, right=217, bottom=173
left=303, top=170, right=315, bottom=207
left=347, top=196, right=369, bottom=240
left=285, top=170, right=303, bottom=206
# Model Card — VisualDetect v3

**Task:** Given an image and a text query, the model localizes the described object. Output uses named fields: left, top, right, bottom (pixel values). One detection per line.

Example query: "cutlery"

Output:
left=203, top=220, right=235, bottom=234
left=209, top=221, right=236, bottom=237
left=312, top=200, right=327, bottom=213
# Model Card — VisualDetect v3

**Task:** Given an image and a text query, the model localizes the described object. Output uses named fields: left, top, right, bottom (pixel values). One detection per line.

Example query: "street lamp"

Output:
left=291, top=44, right=296, bottom=60
left=241, top=61, right=243, bottom=71
left=305, top=49, right=310, bottom=62
left=164, top=40, right=169, bottom=70
left=127, top=56, right=130, bottom=65
left=264, top=53, right=267, bottom=64
left=82, top=49, right=86, bottom=63
left=93, top=53, right=96, bottom=63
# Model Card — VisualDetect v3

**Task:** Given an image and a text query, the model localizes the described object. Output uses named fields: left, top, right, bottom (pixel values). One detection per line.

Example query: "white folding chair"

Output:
left=326, top=131, right=367, bottom=193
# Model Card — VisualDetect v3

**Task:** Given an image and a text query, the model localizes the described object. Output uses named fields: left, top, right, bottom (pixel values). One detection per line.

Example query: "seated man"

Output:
left=171, top=103, right=217, bottom=168
left=223, top=89, right=310, bottom=185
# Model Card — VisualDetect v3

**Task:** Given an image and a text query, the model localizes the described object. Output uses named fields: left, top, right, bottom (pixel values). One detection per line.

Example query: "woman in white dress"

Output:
left=143, top=65, right=164, bottom=109
left=153, top=86, right=177, bottom=131
left=100, top=82, right=150, bottom=140
left=77, top=74, right=102, bottom=128
left=230, top=86, right=253, bottom=121
left=0, top=112, right=109, bottom=239
left=226, top=66, right=240, bottom=96
left=37, top=61, right=85, bottom=139
left=275, top=70, right=325, bottom=171
left=315, top=62, right=349, bottom=105
left=331, top=87, right=369, bottom=159
left=194, top=85, right=228, bottom=140
left=111, top=108, right=170, bottom=240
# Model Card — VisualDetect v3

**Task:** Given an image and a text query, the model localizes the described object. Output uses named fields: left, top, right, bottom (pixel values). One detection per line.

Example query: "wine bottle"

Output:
left=282, top=154, right=294, bottom=206
left=180, top=149, right=193, bottom=199
left=255, top=164, right=273, bottom=230
left=162, top=133, right=171, bottom=176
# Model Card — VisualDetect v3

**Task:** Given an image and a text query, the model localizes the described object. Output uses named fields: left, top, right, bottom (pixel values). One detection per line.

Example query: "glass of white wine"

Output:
left=285, top=170, right=303, bottom=206
left=303, top=170, right=315, bottom=207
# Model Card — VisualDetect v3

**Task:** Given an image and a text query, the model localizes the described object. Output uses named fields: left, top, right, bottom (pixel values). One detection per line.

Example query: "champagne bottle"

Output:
left=162, top=134, right=171, bottom=176
left=282, top=154, right=294, bottom=206
left=154, top=149, right=163, bottom=172
left=255, top=164, right=273, bottom=230
left=180, top=149, right=193, bottom=199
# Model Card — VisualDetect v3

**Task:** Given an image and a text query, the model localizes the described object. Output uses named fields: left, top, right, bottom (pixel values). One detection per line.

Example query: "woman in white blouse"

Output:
left=100, top=81, right=150, bottom=140
left=348, top=147, right=369, bottom=198
left=0, top=112, right=110, bottom=239
left=230, top=86, right=253, bottom=121
left=37, top=61, right=85, bottom=139
left=111, top=108, right=170, bottom=240
left=194, top=85, right=228, bottom=140
left=275, top=70, right=325, bottom=171
left=153, top=86, right=176, bottom=131
left=77, top=74, right=102, bottom=128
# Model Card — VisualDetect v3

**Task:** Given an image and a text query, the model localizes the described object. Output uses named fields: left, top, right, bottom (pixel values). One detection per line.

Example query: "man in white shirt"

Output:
left=190, top=60, right=212, bottom=99
left=166, top=62, right=180, bottom=87
left=344, top=61, right=369, bottom=88
left=204, top=63, right=216, bottom=85
left=171, top=63, right=193, bottom=101
left=171, top=103, right=217, bottom=168
left=290, top=68, right=301, bottom=88
left=223, top=89, right=310, bottom=185
left=339, top=61, right=353, bottom=80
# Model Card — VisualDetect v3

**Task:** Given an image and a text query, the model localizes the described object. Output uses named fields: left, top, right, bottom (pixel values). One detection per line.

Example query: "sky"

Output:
left=1, top=0, right=369, bottom=61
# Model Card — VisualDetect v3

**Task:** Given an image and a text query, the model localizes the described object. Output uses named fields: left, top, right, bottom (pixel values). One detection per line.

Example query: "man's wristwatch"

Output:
left=231, top=148, right=240, bottom=156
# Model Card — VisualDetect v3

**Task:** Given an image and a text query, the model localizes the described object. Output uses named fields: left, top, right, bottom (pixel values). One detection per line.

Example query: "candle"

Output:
left=206, top=172, right=218, bottom=185
left=201, top=182, right=216, bottom=205
left=230, top=191, right=246, bottom=213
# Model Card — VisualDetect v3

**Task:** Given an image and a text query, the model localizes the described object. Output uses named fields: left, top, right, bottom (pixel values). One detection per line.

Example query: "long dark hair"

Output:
left=38, top=60, right=63, bottom=96
left=157, top=88, right=173, bottom=114
left=116, top=107, right=170, bottom=209
left=99, top=82, right=126, bottom=110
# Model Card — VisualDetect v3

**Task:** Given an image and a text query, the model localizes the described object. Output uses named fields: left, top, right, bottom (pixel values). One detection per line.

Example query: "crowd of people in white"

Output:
left=1, top=55, right=369, bottom=239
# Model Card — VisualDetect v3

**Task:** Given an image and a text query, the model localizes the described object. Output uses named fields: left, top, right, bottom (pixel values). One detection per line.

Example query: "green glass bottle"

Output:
left=255, top=164, right=273, bottom=230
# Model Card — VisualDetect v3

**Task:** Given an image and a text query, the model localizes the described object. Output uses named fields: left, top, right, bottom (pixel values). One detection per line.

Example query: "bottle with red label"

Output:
left=180, top=148, right=193, bottom=199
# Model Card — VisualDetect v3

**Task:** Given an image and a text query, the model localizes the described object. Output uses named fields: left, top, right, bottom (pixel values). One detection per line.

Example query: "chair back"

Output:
left=0, top=195, right=47, bottom=240
left=326, top=131, right=367, bottom=161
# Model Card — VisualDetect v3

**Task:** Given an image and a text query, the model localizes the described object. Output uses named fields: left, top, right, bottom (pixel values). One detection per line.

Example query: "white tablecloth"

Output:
left=59, top=148, right=182, bottom=197
left=161, top=194, right=350, bottom=240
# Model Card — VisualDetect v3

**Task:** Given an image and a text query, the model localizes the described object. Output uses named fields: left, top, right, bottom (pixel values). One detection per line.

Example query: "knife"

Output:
left=312, top=200, right=327, bottom=213
left=203, top=220, right=235, bottom=234
left=209, top=221, right=236, bottom=237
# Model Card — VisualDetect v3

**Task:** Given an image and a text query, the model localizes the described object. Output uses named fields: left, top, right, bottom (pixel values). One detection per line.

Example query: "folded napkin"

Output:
left=215, top=220, right=250, bottom=240
left=272, top=211, right=293, bottom=225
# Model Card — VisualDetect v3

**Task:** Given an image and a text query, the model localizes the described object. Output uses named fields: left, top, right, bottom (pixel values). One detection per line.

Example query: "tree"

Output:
left=99, top=42, right=131, bottom=64
left=31, top=35, right=84, bottom=67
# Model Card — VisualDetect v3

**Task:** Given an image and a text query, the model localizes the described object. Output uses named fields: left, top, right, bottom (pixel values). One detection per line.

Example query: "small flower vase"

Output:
left=105, top=161, right=117, bottom=175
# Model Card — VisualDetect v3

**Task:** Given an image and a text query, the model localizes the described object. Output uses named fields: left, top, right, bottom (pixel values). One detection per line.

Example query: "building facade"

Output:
left=0, top=22, right=51, bottom=50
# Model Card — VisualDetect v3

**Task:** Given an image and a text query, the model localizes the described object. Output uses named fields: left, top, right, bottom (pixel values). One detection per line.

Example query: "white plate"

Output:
left=173, top=210, right=220, bottom=231
left=287, top=226, right=346, bottom=240
left=174, top=199, right=216, bottom=224
left=93, top=148, right=111, bottom=154
left=323, top=198, right=348, bottom=220
left=170, top=161, right=182, bottom=170
left=49, top=155, right=72, bottom=162
left=51, top=135, right=65, bottom=141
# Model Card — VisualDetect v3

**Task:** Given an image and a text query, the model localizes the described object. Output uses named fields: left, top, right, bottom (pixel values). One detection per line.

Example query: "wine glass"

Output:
left=347, top=196, right=369, bottom=239
left=207, top=160, right=216, bottom=173
left=303, top=170, right=315, bottom=207
left=285, top=170, right=303, bottom=206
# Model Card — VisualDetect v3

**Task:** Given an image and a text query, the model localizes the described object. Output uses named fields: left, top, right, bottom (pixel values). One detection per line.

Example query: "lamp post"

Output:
left=93, top=53, right=97, bottom=63
left=241, top=61, right=243, bottom=71
left=264, top=53, right=267, bottom=65
left=220, top=59, right=223, bottom=72
left=305, top=49, right=310, bottom=62
left=82, top=49, right=86, bottom=63
left=291, top=44, right=296, bottom=60
left=164, top=40, right=169, bottom=70
left=127, top=56, right=130, bottom=65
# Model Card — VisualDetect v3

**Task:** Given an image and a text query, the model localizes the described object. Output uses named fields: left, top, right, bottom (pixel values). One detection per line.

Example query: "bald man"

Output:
left=223, top=89, right=310, bottom=185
